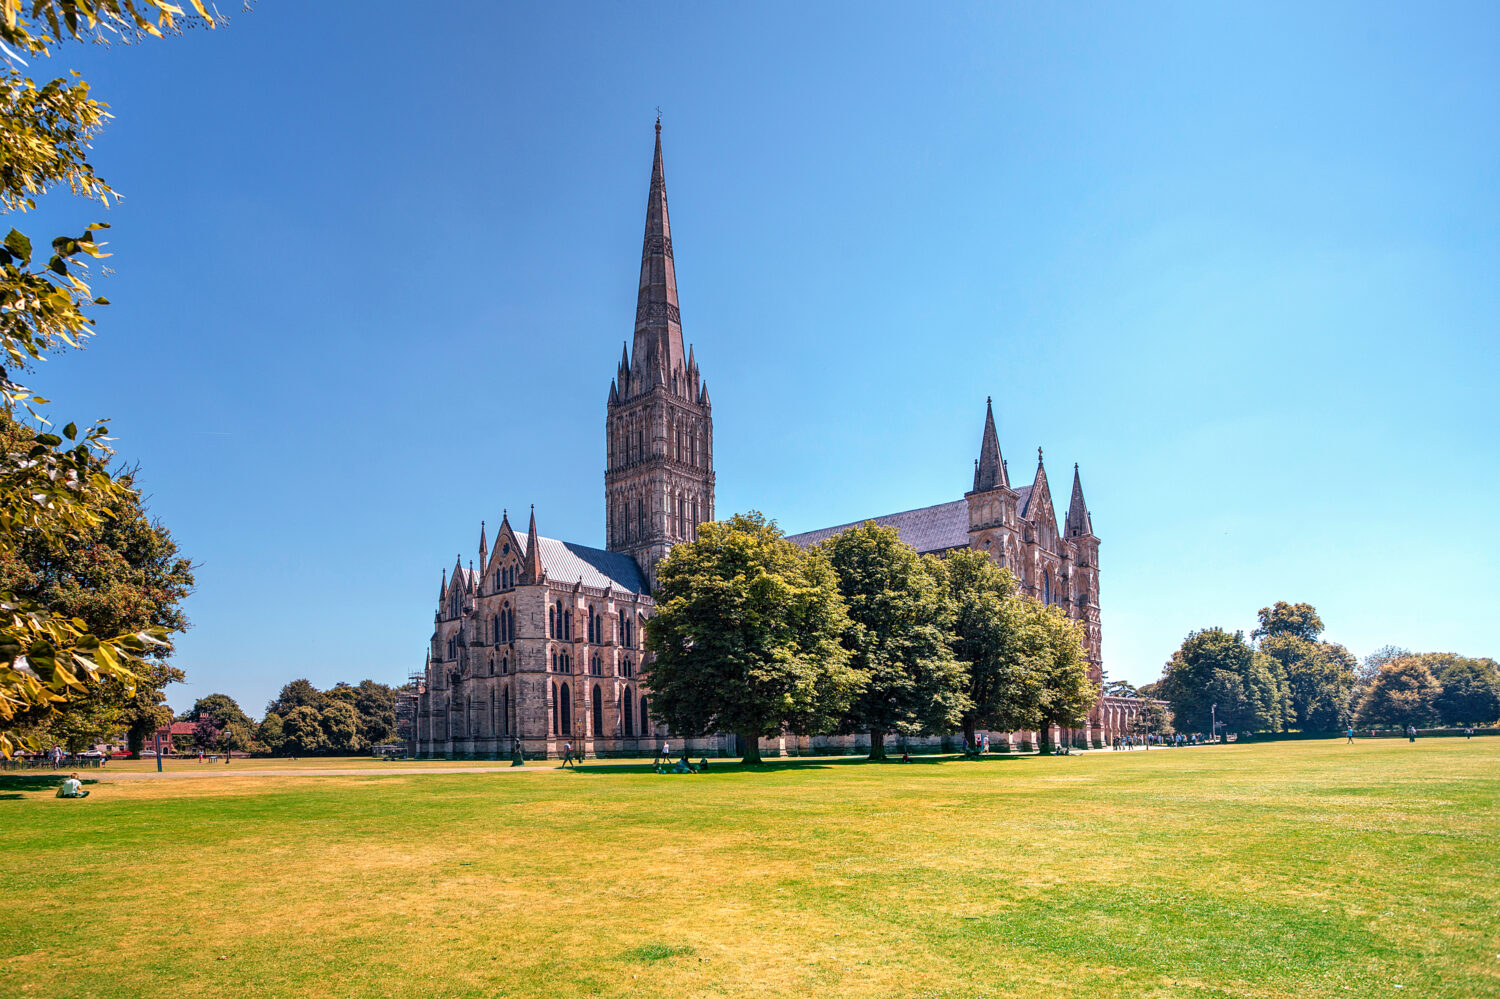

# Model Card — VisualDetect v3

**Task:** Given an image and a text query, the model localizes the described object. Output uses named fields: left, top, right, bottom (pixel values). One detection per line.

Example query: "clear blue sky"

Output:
left=25, top=2, right=1499, bottom=717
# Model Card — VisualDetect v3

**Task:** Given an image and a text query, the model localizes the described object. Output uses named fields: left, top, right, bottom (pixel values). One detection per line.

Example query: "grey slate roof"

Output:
left=786, top=484, right=1044, bottom=555
left=785, top=499, right=971, bottom=555
left=517, top=534, right=649, bottom=593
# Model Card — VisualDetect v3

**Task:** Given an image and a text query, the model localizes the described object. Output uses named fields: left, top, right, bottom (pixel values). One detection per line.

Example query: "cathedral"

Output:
left=410, top=122, right=1145, bottom=759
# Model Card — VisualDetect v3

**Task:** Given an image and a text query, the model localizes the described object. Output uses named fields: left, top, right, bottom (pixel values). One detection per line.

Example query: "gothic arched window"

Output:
left=564, top=608, right=572, bottom=641
left=640, top=694, right=650, bottom=735
left=623, top=692, right=634, bottom=736
left=548, top=605, right=556, bottom=638
left=592, top=685, right=603, bottom=736
left=551, top=682, right=558, bottom=735
left=560, top=683, right=572, bottom=735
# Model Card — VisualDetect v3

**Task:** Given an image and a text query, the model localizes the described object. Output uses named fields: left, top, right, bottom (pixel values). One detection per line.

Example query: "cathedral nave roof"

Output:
left=515, top=534, right=650, bottom=594
left=785, top=499, right=972, bottom=555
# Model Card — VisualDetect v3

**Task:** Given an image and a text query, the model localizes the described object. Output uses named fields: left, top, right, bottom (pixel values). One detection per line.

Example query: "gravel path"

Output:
left=97, top=765, right=543, bottom=780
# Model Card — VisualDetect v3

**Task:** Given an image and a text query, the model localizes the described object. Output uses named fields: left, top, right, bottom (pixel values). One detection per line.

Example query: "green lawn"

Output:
left=3, top=739, right=1495, bottom=998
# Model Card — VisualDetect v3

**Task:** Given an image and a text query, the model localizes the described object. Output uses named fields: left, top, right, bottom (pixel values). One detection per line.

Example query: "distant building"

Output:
left=148, top=721, right=198, bottom=755
left=411, top=122, right=1146, bottom=758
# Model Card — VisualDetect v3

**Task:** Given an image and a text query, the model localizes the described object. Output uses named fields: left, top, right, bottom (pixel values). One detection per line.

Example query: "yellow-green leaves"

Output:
left=1, top=1, right=214, bottom=57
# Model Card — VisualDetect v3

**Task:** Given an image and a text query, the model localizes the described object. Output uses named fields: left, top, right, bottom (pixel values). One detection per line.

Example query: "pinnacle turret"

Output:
left=522, top=505, right=543, bottom=584
left=974, top=396, right=1007, bottom=491
left=1066, top=463, right=1094, bottom=538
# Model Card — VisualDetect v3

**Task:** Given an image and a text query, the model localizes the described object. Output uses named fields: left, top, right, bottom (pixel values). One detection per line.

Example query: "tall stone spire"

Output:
left=632, top=117, right=686, bottom=388
left=605, top=119, right=715, bottom=590
left=478, top=520, right=487, bottom=570
left=974, top=397, right=1007, bottom=491
left=1066, top=463, right=1094, bottom=538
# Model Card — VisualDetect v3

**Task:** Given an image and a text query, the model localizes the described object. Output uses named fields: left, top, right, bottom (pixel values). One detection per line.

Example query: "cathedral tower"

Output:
left=605, top=120, right=715, bottom=589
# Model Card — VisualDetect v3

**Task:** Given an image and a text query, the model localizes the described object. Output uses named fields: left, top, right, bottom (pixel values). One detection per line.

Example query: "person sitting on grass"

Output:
left=56, top=773, right=89, bottom=799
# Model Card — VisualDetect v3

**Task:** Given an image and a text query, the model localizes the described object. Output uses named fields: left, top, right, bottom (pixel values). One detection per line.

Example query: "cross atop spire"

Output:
left=632, top=118, right=685, bottom=389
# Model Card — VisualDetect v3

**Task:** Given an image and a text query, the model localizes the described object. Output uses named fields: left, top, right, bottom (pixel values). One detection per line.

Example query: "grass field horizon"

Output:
left=5, top=739, right=1495, bottom=998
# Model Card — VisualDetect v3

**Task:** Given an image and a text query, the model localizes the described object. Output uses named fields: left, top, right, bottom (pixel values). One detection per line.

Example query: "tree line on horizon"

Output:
left=170, top=679, right=407, bottom=758
left=1144, top=601, right=1498, bottom=737
left=643, top=513, right=1097, bottom=763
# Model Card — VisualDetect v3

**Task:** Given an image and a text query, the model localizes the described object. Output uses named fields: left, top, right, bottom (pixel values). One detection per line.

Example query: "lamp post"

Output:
left=153, top=726, right=163, bottom=773
left=1210, top=703, right=1217, bottom=744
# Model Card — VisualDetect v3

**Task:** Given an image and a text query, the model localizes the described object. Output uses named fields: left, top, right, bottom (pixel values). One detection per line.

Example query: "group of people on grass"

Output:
left=1112, top=733, right=1197, bottom=749
left=555, top=740, right=710, bottom=773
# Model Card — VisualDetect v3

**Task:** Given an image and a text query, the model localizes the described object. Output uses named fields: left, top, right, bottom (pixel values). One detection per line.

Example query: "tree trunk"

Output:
left=868, top=729, right=886, bottom=760
left=738, top=732, right=762, bottom=765
left=962, top=716, right=977, bottom=751
left=1038, top=723, right=1053, bottom=755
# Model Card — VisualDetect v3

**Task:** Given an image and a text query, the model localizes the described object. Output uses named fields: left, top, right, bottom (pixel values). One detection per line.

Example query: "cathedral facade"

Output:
left=410, top=123, right=1145, bottom=759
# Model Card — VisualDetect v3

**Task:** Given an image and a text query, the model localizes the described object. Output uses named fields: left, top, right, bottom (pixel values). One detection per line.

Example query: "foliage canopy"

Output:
left=644, top=512, right=857, bottom=763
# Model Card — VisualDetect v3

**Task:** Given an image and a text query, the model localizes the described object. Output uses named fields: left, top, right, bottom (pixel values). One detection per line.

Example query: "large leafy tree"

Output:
left=191, top=713, right=220, bottom=752
left=644, top=512, right=858, bottom=764
left=1158, top=628, right=1290, bottom=737
left=1, top=410, right=193, bottom=753
left=1417, top=654, right=1500, bottom=726
left=930, top=548, right=1037, bottom=747
left=1259, top=634, right=1357, bottom=732
left=319, top=700, right=361, bottom=753
left=1354, top=657, right=1443, bottom=729
left=1351, top=645, right=1411, bottom=719
left=256, top=712, right=285, bottom=753
left=265, top=679, right=322, bottom=719
left=818, top=524, right=968, bottom=759
left=1020, top=601, right=1097, bottom=753
left=0, top=0, right=216, bottom=754
left=1251, top=601, right=1325, bottom=641
left=280, top=705, right=329, bottom=755
left=328, top=679, right=399, bottom=746
left=182, top=693, right=251, bottom=731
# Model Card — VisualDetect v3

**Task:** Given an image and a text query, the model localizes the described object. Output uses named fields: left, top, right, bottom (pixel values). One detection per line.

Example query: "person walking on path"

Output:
left=1346, top=726, right=1355, bottom=744
left=654, top=741, right=670, bottom=767
left=561, top=742, right=575, bottom=768
left=1408, top=725, right=1417, bottom=743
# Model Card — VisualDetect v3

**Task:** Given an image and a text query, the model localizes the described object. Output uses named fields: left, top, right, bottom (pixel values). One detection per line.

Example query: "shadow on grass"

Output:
left=564, top=753, right=1037, bottom=777
left=0, top=773, right=98, bottom=795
